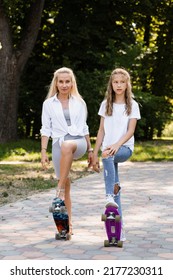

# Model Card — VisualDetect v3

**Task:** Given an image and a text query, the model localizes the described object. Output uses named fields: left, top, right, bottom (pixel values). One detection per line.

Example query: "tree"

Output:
left=2, top=0, right=172, bottom=141
left=136, top=0, right=173, bottom=139
left=0, top=0, right=45, bottom=143
left=18, top=0, right=137, bottom=137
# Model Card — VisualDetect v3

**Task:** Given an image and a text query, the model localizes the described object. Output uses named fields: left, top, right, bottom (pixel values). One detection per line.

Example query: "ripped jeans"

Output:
left=102, top=146, right=132, bottom=219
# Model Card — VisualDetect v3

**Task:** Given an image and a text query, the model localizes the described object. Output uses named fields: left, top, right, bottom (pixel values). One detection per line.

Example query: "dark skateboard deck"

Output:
left=101, top=204, right=123, bottom=247
left=49, top=197, right=71, bottom=240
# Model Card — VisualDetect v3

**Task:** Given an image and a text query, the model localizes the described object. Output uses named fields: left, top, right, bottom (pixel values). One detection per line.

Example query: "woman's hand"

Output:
left=92, top=153, right=100, bottom=173
left=41, top=150, right=50, bottom=170
left=87, top=151, right=93, bottom=169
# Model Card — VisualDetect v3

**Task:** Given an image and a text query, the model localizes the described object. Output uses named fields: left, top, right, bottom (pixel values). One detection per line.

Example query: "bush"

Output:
left=134, top=91, right=173, bottom=140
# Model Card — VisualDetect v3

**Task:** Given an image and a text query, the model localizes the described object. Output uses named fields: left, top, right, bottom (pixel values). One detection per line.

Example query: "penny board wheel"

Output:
left=49, top=206, right=55, bottom=213
left=101, top=214, right=107, bottom=221
left=55, top=233, right=61, bottom=240
left=66, top=233, right=71, bottom=240
left=115, top=215, right=121, bottom=222
left=104, top=240, right=110, bottom=247
left=117, top=240, right=123, bottom=247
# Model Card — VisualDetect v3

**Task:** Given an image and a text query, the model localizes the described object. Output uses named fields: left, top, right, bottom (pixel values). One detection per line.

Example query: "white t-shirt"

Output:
left=98, top=99, right=141, bottom=151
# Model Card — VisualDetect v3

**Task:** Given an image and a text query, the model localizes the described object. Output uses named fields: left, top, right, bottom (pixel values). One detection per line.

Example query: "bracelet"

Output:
left=88, top=148, right=93, bottom=153
left=41, top=148, right=47, bottom=151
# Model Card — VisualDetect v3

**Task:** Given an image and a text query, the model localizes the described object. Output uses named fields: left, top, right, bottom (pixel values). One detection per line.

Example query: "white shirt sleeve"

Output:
left=129, top=100, right=141, bottom=120
left=98, top=100, right=106, bottom=117
left=40, top=101, right=52, bottom=138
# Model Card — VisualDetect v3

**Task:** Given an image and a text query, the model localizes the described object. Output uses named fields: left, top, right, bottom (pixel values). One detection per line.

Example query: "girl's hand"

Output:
left=106, top=144, right=120, bottom=156
left=41, top=150, right=50, bottom=170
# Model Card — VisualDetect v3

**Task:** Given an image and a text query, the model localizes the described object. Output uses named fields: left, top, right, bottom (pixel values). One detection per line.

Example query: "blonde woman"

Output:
left=40, top=67, right=93, bottom=234
left=93, top=68, right=141, bottom=241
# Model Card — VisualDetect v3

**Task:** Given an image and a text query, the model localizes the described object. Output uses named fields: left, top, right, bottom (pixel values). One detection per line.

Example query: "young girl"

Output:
left=40, top=67, right=93, bottom=235
left=93, top=68, right=141, bottom=241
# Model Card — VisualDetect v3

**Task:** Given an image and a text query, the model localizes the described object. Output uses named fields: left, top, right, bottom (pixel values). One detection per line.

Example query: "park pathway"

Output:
left=0, top=162, right=173, bottom=260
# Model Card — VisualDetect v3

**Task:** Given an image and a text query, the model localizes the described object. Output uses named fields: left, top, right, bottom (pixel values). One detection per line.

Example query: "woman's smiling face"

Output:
left=56, top=73, right=73, bottom=96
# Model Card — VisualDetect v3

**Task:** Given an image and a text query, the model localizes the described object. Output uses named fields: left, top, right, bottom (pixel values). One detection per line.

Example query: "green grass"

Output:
left=0, top=138, right=172, bottom=205
left=131, top=139, right=173, bottom=161
left=0, top=139, right=43, bottom=161
left=0, top=138, right=173, bottom=162
left=0, top=139, right=90, bottom=205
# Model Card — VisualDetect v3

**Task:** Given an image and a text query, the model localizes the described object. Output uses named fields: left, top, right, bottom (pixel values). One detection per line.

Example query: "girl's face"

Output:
left=56, top=73, right=73, bottom=96
left=112, top=74, right=127, bottom=96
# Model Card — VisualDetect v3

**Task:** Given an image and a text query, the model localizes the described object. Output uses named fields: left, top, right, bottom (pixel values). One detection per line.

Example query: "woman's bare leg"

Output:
left=58, top=141, right=77, bottom=188
left=56, top=141, right=76, bottom=234
left=64, top=177, right=73, bottom=234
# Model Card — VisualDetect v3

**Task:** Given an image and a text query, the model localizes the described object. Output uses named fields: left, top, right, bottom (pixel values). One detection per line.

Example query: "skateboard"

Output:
left=49, top=197, right=71, bottom=240
left=101, top=204, right=123, bottom=247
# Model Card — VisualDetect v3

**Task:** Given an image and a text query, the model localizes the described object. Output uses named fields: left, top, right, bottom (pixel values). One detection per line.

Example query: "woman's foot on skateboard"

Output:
left=53, top=187, right=65, bottom=211
left=56, top=186, right=65, bottom=201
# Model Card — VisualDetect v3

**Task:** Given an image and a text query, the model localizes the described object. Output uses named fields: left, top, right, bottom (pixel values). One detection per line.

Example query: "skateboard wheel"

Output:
left=101, top=214, right=107, bottom=221
left=49, top=206, right=55, bottom=213
left=117, top=240, right=123, bottom=247
left=115, top=215, right=121, bottom=222
left=104, top=240, right=110, bottom=247
left=66, top=233, right=71, bottom=241
left=55, top=233, right=61, bottom=240
left=60, top=206, right=66, bottom=213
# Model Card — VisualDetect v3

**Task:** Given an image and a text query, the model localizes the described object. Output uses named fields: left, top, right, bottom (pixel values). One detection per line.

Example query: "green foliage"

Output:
left=163, top=122, right=173, bottom=137
left=135, top=91, right=173, bottom=139
left=2, top=0, right=35, bottom=46
left=77, top=69, right=107, bottom=136
left=18, top=60, right=53, bottom=138
left=0, top=139, right=47, bottom=161
left=3, top=0, right=172, bottom=140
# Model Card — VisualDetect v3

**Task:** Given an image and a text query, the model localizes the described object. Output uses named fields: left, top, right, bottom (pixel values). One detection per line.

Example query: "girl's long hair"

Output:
left=105, top=68, right=134, bottom=116
left=46, top=67, right=82, bottom=100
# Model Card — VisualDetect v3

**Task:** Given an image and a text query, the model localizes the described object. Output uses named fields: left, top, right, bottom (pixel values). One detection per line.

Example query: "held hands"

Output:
left=87, top=151, right=93, bottom=169
left=41, top=150, right=50, bottom=170
left=92, top=154, right=100, bottom=173
left=87, top=151, right=100, bottom=173
left=87, top=143, right=120, bottom=173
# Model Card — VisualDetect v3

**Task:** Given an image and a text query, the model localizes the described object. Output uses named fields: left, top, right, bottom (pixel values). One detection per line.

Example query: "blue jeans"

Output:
left=102, top=146, right=132, bottom=220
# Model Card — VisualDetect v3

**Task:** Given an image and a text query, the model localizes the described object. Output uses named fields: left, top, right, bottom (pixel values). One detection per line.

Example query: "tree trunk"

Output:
left=0, top=0, right=45, bottom=143
left=0, top=55, right=20, bottom=142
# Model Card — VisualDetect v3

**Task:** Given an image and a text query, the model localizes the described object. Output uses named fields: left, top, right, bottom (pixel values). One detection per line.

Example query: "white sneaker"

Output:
left=120, top=230, right=126, bottom=241
left=105, top=195, right=119, bottom=208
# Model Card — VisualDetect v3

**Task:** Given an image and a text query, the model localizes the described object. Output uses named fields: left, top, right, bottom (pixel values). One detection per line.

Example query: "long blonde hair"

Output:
left=46, top=67, right=82, bottom=100
left=105, top=68, right=134, bottom=116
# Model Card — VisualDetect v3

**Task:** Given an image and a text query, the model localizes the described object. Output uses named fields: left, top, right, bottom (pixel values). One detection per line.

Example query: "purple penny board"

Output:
left=102, top=205, right=123, bottom=247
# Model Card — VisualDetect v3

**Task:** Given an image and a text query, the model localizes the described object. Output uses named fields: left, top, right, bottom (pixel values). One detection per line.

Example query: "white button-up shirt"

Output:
left=40, top=95, right=89, bottom=144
